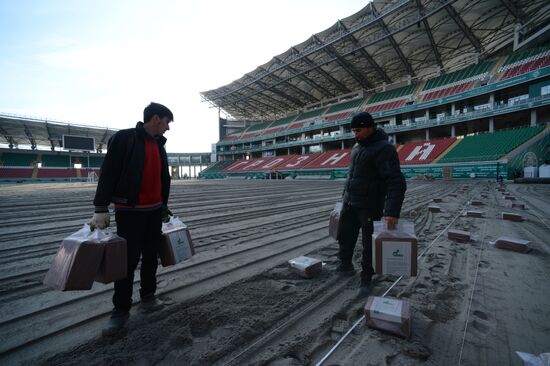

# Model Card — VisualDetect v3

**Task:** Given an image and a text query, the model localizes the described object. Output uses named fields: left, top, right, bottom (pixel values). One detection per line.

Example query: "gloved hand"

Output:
left=161, top=206, right=173, bottom=223
left=90, top=212, right=110, bottom=230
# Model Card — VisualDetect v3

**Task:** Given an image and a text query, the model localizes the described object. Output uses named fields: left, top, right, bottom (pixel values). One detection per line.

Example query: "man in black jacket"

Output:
left=337, top=112, right=406, bottom=287
left=89, top=102, right=173, bottom=336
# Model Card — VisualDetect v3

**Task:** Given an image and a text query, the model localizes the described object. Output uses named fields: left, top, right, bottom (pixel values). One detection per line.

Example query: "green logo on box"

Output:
left=392, top=249, right=404, bottom=257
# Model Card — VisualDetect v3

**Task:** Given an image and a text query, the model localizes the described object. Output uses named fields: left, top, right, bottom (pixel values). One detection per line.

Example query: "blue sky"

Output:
left=0, top=0, right=367, bottom=153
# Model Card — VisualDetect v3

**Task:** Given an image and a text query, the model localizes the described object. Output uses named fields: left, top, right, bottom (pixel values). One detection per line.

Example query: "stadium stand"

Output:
left=0, top=167, right=33, bottom=178
left=199, top=160, right=235, bottom=178
left=438, top=125, right=546, bottom=163
left=324, top=112, right=353, bottom=122
left=261, top=115, right=298, bottom=136
left=398, top=138, right=457, bottom=165
left=1, top=152, right=36, bottom=167
left=423, top=60, right=494, bottom=91
left=367, top=84, right=417, bottom=104
left=302, top=150, right=351, bottom=169
left=294, top=107, right=328, bottom=122
left=420, top=61, right=495, bottom=102
left=324, top=98, right=364, bottom=115
left=41, top=154, right=72, bottom=167
left=499, top=46, right=550, bottom=80
left=36, top=168, right=78, bottom=179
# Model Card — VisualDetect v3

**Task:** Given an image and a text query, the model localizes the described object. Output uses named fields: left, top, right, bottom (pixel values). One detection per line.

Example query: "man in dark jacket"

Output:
left=337, top=112, right=406, bottom=287
left=89, top=102, right=173, bottom=336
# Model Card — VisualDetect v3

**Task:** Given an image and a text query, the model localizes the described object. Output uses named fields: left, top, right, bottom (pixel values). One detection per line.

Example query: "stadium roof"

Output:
left=0, top=113, right=117, bottom=152
left=201, top=0, right=549, bottom=120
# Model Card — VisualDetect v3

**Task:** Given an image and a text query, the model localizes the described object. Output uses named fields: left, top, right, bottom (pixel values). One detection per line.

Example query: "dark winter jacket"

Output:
left=343, top=128, right=406, bottom=218
left=93, top=122, right=170, bottom=213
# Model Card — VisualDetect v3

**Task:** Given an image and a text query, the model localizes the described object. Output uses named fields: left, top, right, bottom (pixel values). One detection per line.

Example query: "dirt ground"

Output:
left=0, top=180, right=549, bottom=366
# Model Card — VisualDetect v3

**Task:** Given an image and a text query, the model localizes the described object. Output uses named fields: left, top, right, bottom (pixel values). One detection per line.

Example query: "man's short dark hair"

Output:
left=144, top=102, right=173, bottom=123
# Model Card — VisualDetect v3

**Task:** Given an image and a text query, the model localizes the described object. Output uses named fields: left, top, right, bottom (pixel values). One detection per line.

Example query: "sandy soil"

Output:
left=0, top=180, right=548, bottom=366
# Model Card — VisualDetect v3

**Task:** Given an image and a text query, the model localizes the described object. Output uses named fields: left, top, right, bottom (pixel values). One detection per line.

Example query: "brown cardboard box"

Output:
left=288, top=256, right=322, bottom=278
left=328, top=202, right=342, bottom=241
left=502, top=212, right=523, bottom=222
left=428, top=205, right=441, bottom=213
left=448, top=229, right=471, bottom=242
left=466, top=210, right=484, bottom=218
left=43, top=226, right=106, bottom=291
left=495, top=236, right=530, bottom=253
left=372, top=221, right=417, bottom=277
left=95, top=235, right=127, bottom=284
left=160, top=226, right=195, bottom=267
left=365, top=296, right=411, bottom=338
left=511, top=203, right=526, bottom=210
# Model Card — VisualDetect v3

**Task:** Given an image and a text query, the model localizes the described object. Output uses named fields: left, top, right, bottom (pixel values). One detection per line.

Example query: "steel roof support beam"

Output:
left=224, top=82, right=296, bottom=111
left=338, top=20, right=392, bottom=84
left=499, top=0, right=526, bottom=24
left=372, top=3, right=416, bottom=77
left=416, top=0, right=444, bottom=71
left=313, top=35, right=374, bottom=90
left=0, top=125, right=15, bottom=148
left=207, top=0, right=413, bottom=101
left=300, top=54, right=351, bottom=94
left=45, top=123, right=56, bottom=151
left=274, top=56, right=334, bottom=99
left=23, top=124, right=37, bottom=149
left=261, top=68, right=320, bottom=104
left=444, top=2, right=483, bottom=52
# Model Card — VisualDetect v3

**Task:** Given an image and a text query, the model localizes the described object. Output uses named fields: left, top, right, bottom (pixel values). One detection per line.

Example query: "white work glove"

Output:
left=89, top=212, right=110, bottom=230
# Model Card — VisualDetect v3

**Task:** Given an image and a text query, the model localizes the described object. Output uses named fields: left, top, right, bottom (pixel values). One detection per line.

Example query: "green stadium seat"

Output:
left=41, top=154, right=72, bottom=167
left=1, top=152, right=37, bottom=167
left=438, top=125, right=545, bottom=163
left=367, top=84, right=417, bottom=104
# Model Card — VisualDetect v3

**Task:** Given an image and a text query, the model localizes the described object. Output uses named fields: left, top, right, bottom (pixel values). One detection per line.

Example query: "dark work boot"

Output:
left=335, top=261, right=356, bottom=275
left=139, top=294, right=170, bottom=314
left=102, top=309, right=129, bottom=337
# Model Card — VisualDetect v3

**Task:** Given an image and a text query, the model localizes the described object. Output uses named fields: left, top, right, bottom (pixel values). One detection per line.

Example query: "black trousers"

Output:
left=337, top=203, right=375, bottom=277
left=113, top=209, right=162, bottom=312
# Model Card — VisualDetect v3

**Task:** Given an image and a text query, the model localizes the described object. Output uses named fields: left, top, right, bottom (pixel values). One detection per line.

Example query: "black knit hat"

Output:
left=350, top=112, right=375, bottom=129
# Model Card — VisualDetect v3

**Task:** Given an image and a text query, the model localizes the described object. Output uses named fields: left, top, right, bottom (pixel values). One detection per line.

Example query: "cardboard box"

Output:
left=448, top=229, right=471, bottom=243
left=288, top=256, right=322, bottom=278
left=495, top=236, right=530, bottom=253
left=372, top=221, right=417, bottom=277
left=43, top=226, right=106, bottom=291
left=466, top=210, right=484, bottom=218
left=365, top=296, right=411, bottom=338
left=428, top=205, right=441, bottom=213
left=511, top=203, right=526, bottom=210
left=328, top=202, right=343, bottom=240
left=95, top=235, right=127, bottom=284
left=160, top=226, right=195, bottom=267
left=502, top=212, right=523, bottom=222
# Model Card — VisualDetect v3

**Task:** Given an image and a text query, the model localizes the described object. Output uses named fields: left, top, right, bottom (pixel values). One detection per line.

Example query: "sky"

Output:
left=0, top=0, right=368, bottom=153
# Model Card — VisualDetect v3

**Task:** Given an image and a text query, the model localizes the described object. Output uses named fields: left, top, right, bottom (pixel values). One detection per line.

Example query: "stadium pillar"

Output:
left=341, top=141, right=345, bottom=150
left=451, top=125, right=456, bottom=138
left=489, top=93, right=495, bottom=109
left=425, top=129, right=430, bottom=141
left=531, top=110, right=537, bottom=126
left=451, top=103, right=456, bottom=115
left=302, top=145, right=306, bottom=154
left=489, top=118, right=494, bottom=132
